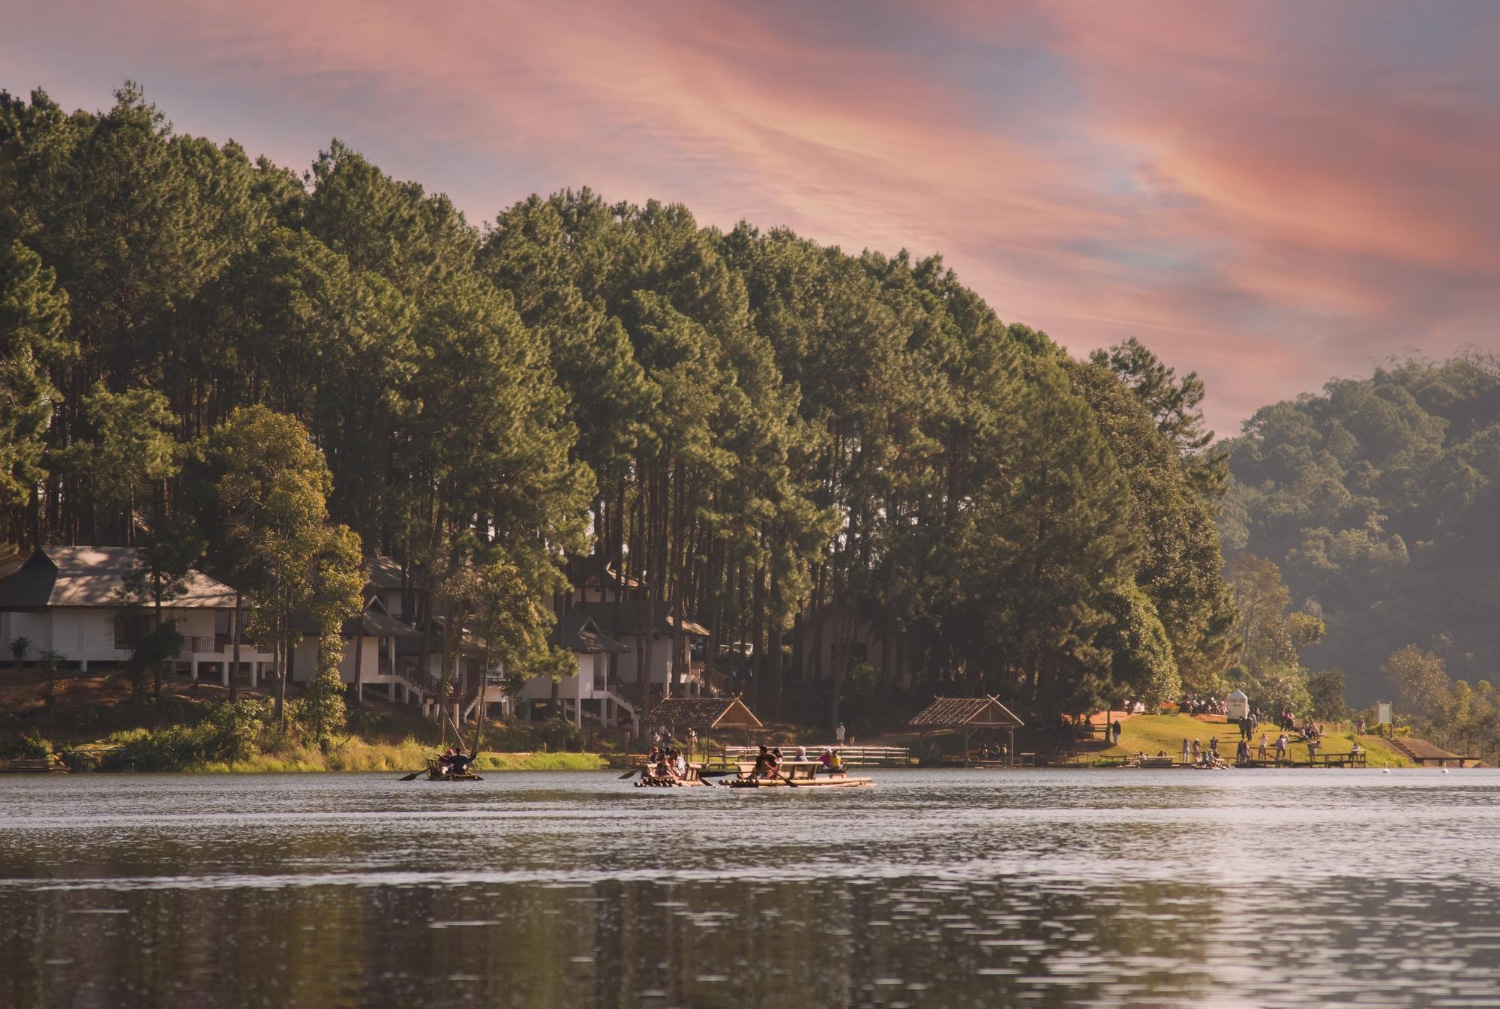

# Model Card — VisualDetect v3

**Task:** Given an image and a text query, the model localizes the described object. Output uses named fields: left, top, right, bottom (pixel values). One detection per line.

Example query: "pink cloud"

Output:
left=5, top=0, right=1500, bottom=434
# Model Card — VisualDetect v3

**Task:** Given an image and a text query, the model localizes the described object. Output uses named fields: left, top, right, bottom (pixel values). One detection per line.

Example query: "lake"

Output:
left=1, top=769, right=1497, bottom=1008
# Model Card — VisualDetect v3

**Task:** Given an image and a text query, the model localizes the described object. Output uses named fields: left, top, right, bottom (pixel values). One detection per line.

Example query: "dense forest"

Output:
left=1222, top=353, right=1500, bottom=707
left=0, top=83, right=1242, bottom=730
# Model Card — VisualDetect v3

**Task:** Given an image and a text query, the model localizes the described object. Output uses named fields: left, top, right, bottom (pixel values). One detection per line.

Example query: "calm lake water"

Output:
left=1, top=769, right=1497, bottom=1009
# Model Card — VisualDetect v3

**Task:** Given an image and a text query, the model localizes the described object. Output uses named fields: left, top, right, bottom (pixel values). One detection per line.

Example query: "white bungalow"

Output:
left=565, top=600, right=710, bottom=699
left=0, top=545, right=274, bottom=680
left=517, top=612, right=632, bottom=727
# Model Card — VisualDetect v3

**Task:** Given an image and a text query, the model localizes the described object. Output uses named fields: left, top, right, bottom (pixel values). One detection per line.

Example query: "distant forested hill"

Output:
left=1222, top=354, right=1500, bottom=703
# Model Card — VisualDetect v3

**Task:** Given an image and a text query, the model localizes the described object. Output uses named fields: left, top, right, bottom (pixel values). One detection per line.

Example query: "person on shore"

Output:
left=686, top=728, right=697, bottom=759
left=1276, top=733, right=1289, bottom=765
left=1258, top=733, right=1269, bottom=761
left=835, top=722, right=846, bottom=745
left=1112, top=720, right=1122, bottom=744
left=1181, top=738, right=1190, bottom=763
left=1191, top=739, right=1201, bottom=760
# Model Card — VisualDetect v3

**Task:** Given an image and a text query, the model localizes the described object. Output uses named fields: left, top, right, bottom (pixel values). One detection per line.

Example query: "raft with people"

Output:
left=628, top=745, right=708, bottom=787
left=425, top=746, right=482, bottom=781
left=723, top=745, right=873, bottom=788
left=726, top=758, right=873, bottom=788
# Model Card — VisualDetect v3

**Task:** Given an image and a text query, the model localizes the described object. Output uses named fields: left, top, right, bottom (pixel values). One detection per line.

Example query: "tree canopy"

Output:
left=1221, top=352, right=1500, bottom=703
left=0, top=83, right=1240, bottom=727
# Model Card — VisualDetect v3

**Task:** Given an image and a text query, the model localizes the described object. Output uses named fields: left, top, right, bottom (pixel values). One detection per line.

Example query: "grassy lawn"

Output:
left=1098, top=713, right=1412, bottom=768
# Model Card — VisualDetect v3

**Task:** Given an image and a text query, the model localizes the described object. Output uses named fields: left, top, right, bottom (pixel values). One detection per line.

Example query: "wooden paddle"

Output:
left=618, top=767, right=642, bottom=780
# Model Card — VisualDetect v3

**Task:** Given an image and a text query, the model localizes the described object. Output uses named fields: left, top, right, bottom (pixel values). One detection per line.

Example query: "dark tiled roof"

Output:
left=344, top=607, right=424, bottom=639
left=646, top=696, right=763, bottom=733
left=569, top=555, right=641, bottom=591
left=569, top=601, right=709, bottom=638
left=367, top=555, right=426, bottom=591
left=558, top=613, right=627, bottom=653
left=0, top=546, right=238, bottom=610
left=908, top=696, right=1025, bottom=729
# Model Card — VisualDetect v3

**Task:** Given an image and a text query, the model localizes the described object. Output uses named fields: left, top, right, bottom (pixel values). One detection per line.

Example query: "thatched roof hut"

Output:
left=647, top=696, right=763, bottom=738
left=909, top=696, right=1024, bottom=763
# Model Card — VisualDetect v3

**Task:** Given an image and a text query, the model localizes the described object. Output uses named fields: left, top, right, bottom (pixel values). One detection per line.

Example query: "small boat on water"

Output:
left=425, top=757, right=482, bottom=781
left=726, top=759, right=874, bottom=789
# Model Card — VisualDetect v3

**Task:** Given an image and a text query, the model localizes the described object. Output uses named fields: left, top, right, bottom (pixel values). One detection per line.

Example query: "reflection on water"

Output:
left=1, top=770, right=1497, bottom=1008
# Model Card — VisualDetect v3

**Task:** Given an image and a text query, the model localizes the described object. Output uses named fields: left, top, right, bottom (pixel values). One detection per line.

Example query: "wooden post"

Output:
left=352, top=621, right=365, bottom=705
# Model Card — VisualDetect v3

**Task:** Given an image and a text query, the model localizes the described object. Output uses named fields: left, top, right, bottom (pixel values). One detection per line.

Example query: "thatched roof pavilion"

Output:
left=647, top=696, right=763, bottom=740
left=909, top=696, right=1024, bottom=764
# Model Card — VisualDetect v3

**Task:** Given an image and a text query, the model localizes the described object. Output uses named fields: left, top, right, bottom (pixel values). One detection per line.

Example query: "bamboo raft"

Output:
left=726, top=760, right=874, bottom=789
left=425, top=757, right=482, bottom=781
left=634, top=765, right=707, bottom=788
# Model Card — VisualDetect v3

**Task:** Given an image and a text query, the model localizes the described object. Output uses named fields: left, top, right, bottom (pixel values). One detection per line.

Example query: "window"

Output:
left=114, top=614, right=151, bottom=650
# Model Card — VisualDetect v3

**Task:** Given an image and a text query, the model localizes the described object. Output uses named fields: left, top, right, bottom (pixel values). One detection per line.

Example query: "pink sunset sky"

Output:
left=5, top=0, right=1499, bottom=434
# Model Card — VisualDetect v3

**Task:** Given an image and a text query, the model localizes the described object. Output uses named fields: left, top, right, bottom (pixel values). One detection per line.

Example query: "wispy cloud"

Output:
left=4, top=0, right=1500, bottom=432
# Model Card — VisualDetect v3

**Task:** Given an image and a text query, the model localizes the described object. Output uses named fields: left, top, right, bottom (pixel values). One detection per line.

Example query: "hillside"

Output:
left=1223, top=354, right=1500, bottom=703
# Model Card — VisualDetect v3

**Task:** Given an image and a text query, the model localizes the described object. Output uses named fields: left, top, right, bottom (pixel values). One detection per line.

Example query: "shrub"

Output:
left=112, top=726, right=204, bottom=770
left=106, top=700, right=275, bottom=770
left=0, top=734, right=52, bottom=759
left=9, top=636, right=30, bottom=662
left=203, top=699, right=273, bottom=764
left=484, top=718, right=586, bottom=753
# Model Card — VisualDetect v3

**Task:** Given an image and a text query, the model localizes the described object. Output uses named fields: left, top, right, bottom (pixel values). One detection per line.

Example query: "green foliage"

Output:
left=0, top=82, right=1253, bottom=730
left=1223, top=352, right=1500, bottom=701
left=1308, top=669, right=1348, bottom=721
left=1223, top=552, right=1321, bottom=712
left=297, top=665, right=348, bottom=752
left=0, top=734, right=52, bottom=759
left=483, top=718, right=586, bottom=753
left=199, top=405, right=363, bottom=731
left=107, top=700, right=274, bottom=769
left=66, top=384, right=180, bottom=533
left=1090, top=336, right=1226, bottom=499
left=1100, top=583, right=1180, bottom=707
left=123, top=621, right=183, bottom=705
left=1376, top=645, right=1500, bottom=763
left=202, top=699, right=273, bottom=763
left=1383, top=645, right=1450, bottom=723
left=0, top=240, right=67, bottom=506
left=9, top=635, right=29, bottom=661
